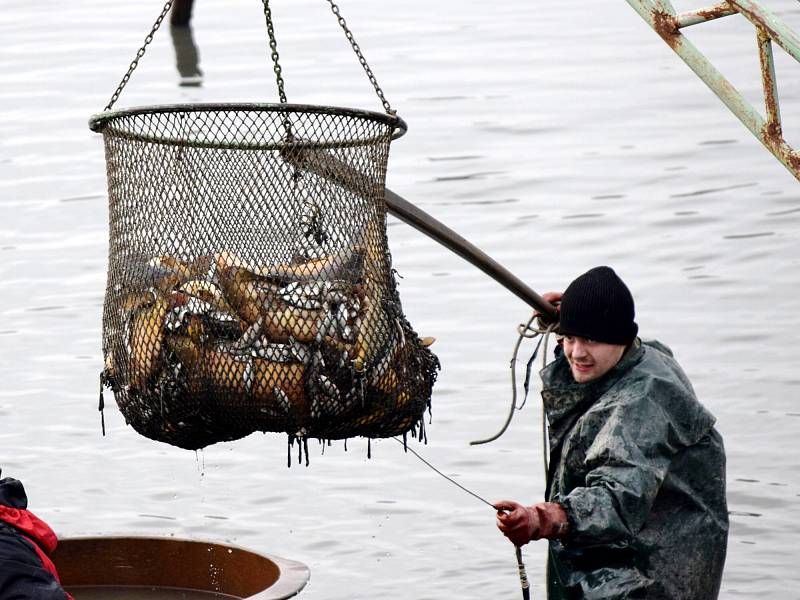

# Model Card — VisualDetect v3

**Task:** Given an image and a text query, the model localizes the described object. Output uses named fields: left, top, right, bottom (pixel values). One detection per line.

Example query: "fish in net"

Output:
left=95, top=105, right=440, bottom=452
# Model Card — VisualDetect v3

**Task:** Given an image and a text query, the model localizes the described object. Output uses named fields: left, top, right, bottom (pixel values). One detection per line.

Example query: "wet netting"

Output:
left=92, top=2, right=439, bottom=453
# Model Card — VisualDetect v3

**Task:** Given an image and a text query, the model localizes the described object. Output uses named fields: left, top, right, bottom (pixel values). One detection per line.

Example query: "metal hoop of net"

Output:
left=91, top=102, right=439, bottom=451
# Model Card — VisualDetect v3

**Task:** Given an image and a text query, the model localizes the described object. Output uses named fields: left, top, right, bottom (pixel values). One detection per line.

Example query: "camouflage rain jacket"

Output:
left=541, top=339, right=728, bottom=599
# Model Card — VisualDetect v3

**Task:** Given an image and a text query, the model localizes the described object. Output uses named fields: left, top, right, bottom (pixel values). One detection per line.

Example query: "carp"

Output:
left=127, top=291, right=170, bottom=391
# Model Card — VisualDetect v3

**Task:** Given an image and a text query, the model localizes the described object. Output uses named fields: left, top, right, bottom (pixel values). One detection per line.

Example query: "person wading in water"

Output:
left=495, top=266, right=728, bottom=599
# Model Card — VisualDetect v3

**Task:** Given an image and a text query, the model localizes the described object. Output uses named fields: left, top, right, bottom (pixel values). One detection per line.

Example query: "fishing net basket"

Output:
left=92, top=101, right=439, bottom=451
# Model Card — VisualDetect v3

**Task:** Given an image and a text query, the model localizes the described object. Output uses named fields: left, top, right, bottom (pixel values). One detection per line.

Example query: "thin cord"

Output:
left=540, top=323, right=555, bottom=479
left=392, top=437, right=534, bottom=599
left=392, top=312, right=559, bottom=600
left=391, top=437, right=495, bottom=508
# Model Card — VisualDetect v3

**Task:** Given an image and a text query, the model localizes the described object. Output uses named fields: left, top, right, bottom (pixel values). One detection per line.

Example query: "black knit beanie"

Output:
left=558, top=266, right=638, bottom=345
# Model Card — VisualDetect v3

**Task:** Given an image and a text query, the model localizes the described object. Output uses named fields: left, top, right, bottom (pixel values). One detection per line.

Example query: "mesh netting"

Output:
left=94, top=103, right=439, bottom=450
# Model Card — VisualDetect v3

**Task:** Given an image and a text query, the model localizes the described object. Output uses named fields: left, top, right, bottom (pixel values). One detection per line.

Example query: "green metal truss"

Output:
left=626, top=0, right=800, bottom=182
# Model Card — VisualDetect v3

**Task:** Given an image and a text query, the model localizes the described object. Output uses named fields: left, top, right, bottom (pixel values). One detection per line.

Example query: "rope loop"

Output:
left=470, top=315, right=556, bottom=449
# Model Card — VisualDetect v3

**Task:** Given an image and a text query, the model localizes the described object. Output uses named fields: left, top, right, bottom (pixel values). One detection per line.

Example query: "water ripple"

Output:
left=670, top=183, right=757, bottom=198
left=723, top=232, right=775, bottom=240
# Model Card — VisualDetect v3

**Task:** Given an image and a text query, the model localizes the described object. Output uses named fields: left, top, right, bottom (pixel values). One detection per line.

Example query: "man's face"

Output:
left=562, top=336, right=626, bottom=383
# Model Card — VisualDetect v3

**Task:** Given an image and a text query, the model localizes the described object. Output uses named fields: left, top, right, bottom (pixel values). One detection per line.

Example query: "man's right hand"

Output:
left=494, top=500, right=540, bottom=547
left=495, top=500, right=570, bottom=546
left=535, top=291, right=563, bottom=328
left=541, top=291, right=563, bottom=305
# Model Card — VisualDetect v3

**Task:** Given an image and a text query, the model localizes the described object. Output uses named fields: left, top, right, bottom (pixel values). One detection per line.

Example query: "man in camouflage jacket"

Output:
left=496, top=266, right=728, bottom=599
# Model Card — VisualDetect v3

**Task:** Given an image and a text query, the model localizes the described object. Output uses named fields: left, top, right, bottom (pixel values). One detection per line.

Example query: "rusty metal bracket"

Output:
left=626, top=0, right=800, bottom=181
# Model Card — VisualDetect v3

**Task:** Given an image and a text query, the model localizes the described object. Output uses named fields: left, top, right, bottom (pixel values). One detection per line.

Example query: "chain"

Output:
left=261, top=0, right=288, bottom=103
left=102, top=1, right=394, bottom=115
left=103, top=0, right=175, bottom=111
left=325, top=0, right=394, bottom=114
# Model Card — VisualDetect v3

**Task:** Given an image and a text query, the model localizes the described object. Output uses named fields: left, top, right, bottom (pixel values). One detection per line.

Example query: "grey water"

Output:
left=2, top=0, right=800, bottom=598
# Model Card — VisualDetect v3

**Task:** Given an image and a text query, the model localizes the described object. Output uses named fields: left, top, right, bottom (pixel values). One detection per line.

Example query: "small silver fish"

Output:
left=233, top=317, right=264, bottom=351
left=273, top=387, right=291, bottom=414
left=315, top=307, right=338, bottom=344
left=369, top=330, right=399, bottom=383
left=317, top=374, right=341, bottom=403
left=336, top=304, right=352, bottom=341
left=251, top=340, right=294, bottom=362
left=280, top=282, right=323, bottom=310
left=288, top=336, right=310, bottom=364
left=242, top=356, right=254, bottom=394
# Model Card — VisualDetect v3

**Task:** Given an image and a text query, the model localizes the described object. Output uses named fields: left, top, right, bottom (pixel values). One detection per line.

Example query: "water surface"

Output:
left=1, top=1, right=799, bottom=598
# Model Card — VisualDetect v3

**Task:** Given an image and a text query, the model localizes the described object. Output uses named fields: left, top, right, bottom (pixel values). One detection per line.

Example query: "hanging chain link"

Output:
left=325, top=0, right=394, bottom=115
left=261, top=0, right=288, bottom=103
left=101, top=0, right=395, bottom=115
left=103, top=0, right=175, bottom=111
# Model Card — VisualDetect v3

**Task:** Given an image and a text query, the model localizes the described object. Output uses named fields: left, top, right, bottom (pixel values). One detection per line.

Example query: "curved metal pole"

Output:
left=384, top=188, right=557, bottom=319
left=280, top=144, right=558, bottom=319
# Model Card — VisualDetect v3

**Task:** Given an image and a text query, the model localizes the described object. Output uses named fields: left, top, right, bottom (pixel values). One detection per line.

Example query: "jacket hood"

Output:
left=0, top=476, right=28, bottom=509
left=540, top=339, right=715, bottom=453
left=0, top=476, right=58, bottom=554
left=540, top=340, right=646, bottom=451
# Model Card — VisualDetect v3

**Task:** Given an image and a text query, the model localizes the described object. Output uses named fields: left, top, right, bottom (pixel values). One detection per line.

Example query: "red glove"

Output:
left=534, top=291, right=562, bottom=329
left=540, top=291, right=563, bottom=306
left=494, top=500, right=569, bottom=546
